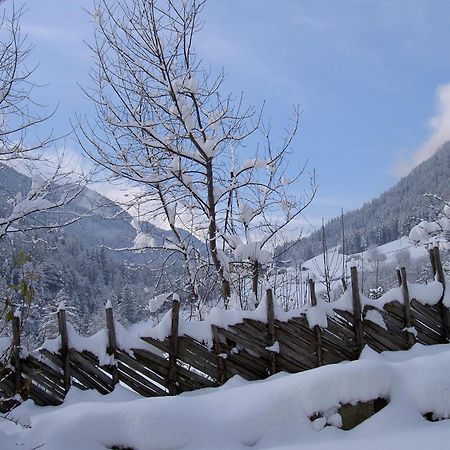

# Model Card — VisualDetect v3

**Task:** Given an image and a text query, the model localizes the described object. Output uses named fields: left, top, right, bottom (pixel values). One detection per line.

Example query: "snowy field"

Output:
left=2, top=344, right=450, bottom=449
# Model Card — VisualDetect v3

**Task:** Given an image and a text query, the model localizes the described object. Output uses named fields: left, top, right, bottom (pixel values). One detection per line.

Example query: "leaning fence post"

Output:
left=400, top=267, right=415, bottom=348
left=396, top=268, right=402, bottom=287
left=168, top=297, right=180, bottom=395
left=12, top=310, right=22, bottom=394
left=433, top=246, right=450, bottom=341
left=212, top=326, right=226, bottom=385
left=308, top=279, right=323, bottom=366
left=105, top=301, right=119, bottom=386
left=350, top=266, right=364, bottom=356
left=57, top=302, right=71, bottom=394
left=429, top=247, right=437, bottom=278
left=266, top=288, right=277, bottom=375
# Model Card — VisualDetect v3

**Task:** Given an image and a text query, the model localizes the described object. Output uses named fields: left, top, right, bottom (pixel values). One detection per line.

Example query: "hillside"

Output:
left=280, top=142, right=450, bottom=262
left=0, top=164, right=175, bottom=261
left=0, top=165, right=189, bottom=343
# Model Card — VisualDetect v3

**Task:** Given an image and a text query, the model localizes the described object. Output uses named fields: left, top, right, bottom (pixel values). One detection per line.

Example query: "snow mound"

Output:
left=4, top=344, right=450, bottom=450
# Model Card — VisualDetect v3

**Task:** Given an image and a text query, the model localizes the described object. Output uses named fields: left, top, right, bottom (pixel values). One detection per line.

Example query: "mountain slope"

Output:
left=281, top=141, right=450, bottom=262
left=0, top=164, right=181, bottom=261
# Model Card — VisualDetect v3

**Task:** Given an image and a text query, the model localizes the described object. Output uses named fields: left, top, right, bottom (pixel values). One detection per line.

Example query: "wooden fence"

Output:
left=0, top=246, right=448, bottom=410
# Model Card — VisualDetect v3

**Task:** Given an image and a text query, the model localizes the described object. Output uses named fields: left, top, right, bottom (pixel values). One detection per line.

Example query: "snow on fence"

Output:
left=0, top=246, right=448, bottom=410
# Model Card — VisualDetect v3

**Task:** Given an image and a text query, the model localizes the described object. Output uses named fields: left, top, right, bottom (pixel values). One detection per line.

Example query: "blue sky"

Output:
left=10, top=0, right=450, bottom=229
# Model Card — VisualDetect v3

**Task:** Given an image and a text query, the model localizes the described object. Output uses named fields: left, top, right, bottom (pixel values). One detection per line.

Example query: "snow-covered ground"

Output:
left=3, top=343, right=450, bottom=450
left=300, top=236, right=427, bottom=281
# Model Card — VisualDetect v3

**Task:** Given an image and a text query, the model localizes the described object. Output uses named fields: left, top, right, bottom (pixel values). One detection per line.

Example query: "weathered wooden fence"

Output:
left=0, top=246, right=448, bottom=410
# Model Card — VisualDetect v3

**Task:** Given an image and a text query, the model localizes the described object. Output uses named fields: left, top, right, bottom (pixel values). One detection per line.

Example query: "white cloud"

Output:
left=392, top=82, right=450, bottom=177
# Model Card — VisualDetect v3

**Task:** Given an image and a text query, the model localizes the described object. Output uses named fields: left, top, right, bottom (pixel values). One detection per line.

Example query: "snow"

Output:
left=266, top=341, right=280, bottom=353
left=133, top=230, right=157, bottom=251
left=41, top=322, right=162, bottom=365
left=148, top=292, right=171, bottom=313
left=3, top=344, right=450, bottom=449
left=0, top=336, right=12, bottom=355
left=365, top=309, right=388, bottom=330
left=234, top=241, right=272, bottom=264
left=409, top=281, right=444, bottom=305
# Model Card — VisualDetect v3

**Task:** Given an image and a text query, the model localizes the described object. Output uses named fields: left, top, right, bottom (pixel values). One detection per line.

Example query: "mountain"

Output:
left=279, top=141, right=450, bottom=263
left=0, top=164, right=189, bottom=343
left=0, top=163, right=179, bottom=262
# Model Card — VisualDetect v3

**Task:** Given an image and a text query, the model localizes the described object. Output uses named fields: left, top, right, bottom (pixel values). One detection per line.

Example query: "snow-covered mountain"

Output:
left=0, top=164, right=191, bottom=341
left=0, top=163, right=178, bottom=261
left=279, top=141, right=450, bottom=262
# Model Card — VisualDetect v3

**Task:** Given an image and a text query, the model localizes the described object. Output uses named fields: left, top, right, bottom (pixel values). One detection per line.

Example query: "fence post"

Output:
left=212, top=326, right=226, bottom=385
left=350, top=266, right=364, bottom=356
left=433, top=246, right=450, bottom=341
left=341, top=277, right=347, bottom=292
left=168, top=298, right=180, bottom=395
left=12, top=311, right=22, bottom=395
left=396, top=268, right=402, bottom=287
left=57, top=302, right=71, bottom=394
left=266, top=288, right=277, bottom=375
left=308, top=279, right=323, bottom=366
left=429, top=247, right=437, bottom=278
left=105, top=301, right=119, bottom=386
left=400, top=267, right=415, bottom=348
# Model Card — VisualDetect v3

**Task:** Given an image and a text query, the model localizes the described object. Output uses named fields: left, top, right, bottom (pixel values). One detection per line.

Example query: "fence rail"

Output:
left=0, top=245, right=448, bottom=410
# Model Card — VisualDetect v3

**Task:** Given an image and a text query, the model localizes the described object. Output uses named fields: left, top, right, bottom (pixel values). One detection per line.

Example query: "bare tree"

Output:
left=0, top=4, right=86, bottom=240
left=0, top=3, right=86, bottom=387
left=79, top=0, right=316, bottom=310
left=0, top=4, right=54, bottom=161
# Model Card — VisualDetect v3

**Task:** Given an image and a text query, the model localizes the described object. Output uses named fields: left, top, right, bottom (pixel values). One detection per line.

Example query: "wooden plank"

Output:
left=40, top=348, right=108, bottom=394
left=178, top=336, right=218, bottom=369
left=25, top=355, right=64, bottom=385
left=273, top=321, right=319, bottom=367
left=145, top=335, right=219, bottom=384
left=320, top=328, right=356, bottom=360
left=69, top=356, right=113, bottom=393
left=383, top=302, right=442, bottom=344
left=116, top=365, right=161, bottom=397
left=20, top=362, right=65, bottom=399
left=326, top=316, right=358, bottom=341
left=173, top=348, right=218, bottom=381
left=363, top=321, right=404, bottom=351
left=409, top=317, right=442, bottom=344
left=26, top=381, right=62, bottom=406
left=132, top=346, right=215, bottom=389
left=410, top=300, right=444, bottom=333
left=332, top=309, right=355, bottom=329
left=214, top=327, right=268, bottom=359
left=132, top=348, right=170, bottom=371
left=115, top=361, right=165, bottom=396
left=115, top=351, right=167, bottom=389
left=70, top=350, right=114, bottom=390
left=225, top=353, right=266, bottom=380
left=247, top=318, right=321, bottom=371
left=228, top=323, right=270, bottom=349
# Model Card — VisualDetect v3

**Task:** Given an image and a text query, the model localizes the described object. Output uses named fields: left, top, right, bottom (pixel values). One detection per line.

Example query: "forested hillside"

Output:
left=279, top=142, right=450, bottom=262
left=0, top=165, right=189, bottom=346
